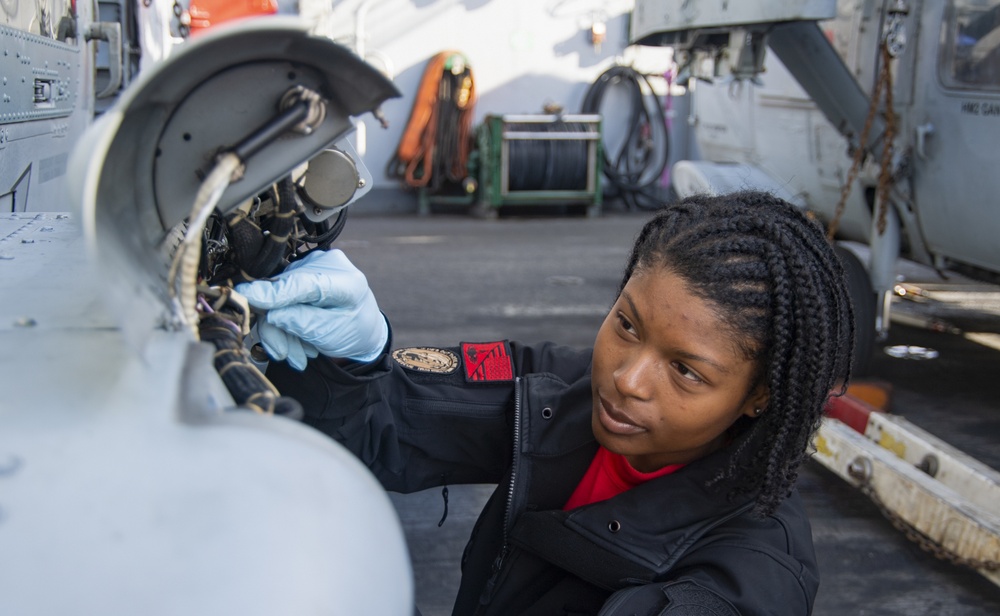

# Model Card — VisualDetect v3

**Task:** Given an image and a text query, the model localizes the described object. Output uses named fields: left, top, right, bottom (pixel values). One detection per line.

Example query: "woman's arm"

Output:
left=267, top=343, right=516, bottom=493
left=269, top=338, right=593, bottom=493
left=236, top=249, right=593, bottom=493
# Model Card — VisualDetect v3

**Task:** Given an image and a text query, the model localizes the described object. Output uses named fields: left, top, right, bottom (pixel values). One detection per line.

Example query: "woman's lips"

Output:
left=598, top=396, right=645, bottom=435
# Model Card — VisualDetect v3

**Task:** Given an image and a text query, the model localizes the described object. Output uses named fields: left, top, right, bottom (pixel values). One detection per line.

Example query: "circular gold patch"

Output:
left=392, top=347, right=459, bottom=374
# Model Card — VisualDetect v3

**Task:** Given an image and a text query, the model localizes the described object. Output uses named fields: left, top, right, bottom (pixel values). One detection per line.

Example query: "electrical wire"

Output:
left=581, top=65, right=671, bottom=211
left=167, top=152, right=242, bottom=339
left=215, top=176, right=298, bottom=285
left=297, top=208, right=349, bottom=250
left=199, top=311, right=304, bottom=420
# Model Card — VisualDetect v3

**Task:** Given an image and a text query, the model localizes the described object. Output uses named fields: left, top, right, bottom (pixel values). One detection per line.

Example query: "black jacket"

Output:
left=269, top=339, right=819, bottom=616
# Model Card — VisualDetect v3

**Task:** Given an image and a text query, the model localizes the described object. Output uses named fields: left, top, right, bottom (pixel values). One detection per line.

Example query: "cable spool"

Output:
left=506, top=121, right=591, bottom=191
left=477, top=113, right=602, bottom=215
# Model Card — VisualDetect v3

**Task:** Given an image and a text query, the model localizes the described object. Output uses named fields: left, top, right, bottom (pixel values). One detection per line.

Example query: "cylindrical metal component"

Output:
left=298, top=148, right=360, bottom=210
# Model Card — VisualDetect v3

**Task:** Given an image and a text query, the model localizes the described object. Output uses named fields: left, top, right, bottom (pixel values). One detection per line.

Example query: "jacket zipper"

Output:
left=481, top=375, right=523, bottom=605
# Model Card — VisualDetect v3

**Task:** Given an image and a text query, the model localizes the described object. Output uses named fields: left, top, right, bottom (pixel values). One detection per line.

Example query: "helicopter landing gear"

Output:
left=836, top=243, right=877, bottom=377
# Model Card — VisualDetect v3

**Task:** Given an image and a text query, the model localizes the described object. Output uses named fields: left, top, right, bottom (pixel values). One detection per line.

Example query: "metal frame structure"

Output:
left=816, top=395, right=1000, bottom=587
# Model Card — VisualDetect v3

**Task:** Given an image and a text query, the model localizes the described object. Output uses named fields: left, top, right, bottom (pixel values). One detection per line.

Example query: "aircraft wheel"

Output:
left=835, top=244, right=876, bottom=377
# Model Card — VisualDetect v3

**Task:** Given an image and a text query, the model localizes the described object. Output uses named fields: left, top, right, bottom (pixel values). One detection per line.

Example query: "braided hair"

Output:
left=621, top=190, right=854, bottom=517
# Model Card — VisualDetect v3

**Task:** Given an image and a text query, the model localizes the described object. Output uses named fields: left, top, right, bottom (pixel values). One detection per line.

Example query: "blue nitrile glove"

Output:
left=235, top=249, right=388, bottom=370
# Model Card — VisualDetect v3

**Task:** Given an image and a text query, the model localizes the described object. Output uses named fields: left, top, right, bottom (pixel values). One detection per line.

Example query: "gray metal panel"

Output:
left=631, top=0, right=837, bottom=45
left=0, top=212, right=414, bottom=614
left=768, top=21, right=884, bottom=147
left=909, top=0, right=1000, bottom=272
left=0, top=24, right=79, bottom=124
left=149, top=60, right=355, bottom=230
left=0, top=10, right=94, bottom=214
left=88, top=17, right=399, bottom=243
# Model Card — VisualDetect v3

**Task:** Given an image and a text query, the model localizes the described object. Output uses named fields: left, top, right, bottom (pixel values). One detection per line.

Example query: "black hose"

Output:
left=581, top=65, right=671, bottom=211
left=214, top=177, right=297, bottom=285
left=297, top=207, right=348, bottom=252
left=249, top=177, right=296, bottom=277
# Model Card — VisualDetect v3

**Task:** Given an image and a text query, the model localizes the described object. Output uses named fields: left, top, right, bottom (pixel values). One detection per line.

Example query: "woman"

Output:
left=236, top=190, right=855, bottom=615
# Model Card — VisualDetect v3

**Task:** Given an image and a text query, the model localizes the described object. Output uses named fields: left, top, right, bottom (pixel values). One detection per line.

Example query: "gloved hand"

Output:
left=235, top=249, right=388, bottom=370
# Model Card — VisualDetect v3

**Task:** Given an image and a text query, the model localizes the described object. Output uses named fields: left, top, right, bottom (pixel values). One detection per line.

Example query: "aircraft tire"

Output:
left=835, top=244, right=876, bottom=377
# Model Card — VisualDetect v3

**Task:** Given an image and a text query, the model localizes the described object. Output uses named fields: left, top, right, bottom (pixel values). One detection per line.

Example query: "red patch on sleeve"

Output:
left=461, top=341, right=514, bottom=383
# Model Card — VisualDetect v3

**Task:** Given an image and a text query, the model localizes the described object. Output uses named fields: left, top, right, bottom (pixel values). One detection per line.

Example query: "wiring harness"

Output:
left=166, top=162, right=347, bottom=420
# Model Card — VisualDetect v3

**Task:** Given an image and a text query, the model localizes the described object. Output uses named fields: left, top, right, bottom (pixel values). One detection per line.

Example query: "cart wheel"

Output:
left=469, top=202, right=498, bottom=220
left=835, top=244, right=876, bottom=377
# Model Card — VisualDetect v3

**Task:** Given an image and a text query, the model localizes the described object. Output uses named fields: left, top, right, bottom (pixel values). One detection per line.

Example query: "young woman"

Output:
left=236, top=190, right=855, bottom=615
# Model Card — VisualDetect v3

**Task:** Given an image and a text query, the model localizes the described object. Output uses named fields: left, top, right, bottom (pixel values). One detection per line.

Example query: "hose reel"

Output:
left=478, top=114, right=603, bottom=216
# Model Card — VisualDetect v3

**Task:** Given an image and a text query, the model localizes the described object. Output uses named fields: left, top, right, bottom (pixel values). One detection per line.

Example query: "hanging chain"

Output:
left=852, top=459, right=1000, bottom=572
left=827, top=41, right=897, bottom=241
left=874, top=42, right=897, bottom=236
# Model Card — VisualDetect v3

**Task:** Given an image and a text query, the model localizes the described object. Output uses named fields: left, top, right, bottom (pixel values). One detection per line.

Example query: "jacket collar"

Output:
left=510, top=433, right=757, bottom=590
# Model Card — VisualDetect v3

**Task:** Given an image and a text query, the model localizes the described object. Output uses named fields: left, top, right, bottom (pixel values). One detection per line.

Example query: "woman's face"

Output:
left=591, top=266, right=769, bottom=472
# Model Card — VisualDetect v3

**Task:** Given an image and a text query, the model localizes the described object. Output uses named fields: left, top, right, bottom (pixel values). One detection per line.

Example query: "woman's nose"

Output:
left=613, top=350, right=654, bottom=401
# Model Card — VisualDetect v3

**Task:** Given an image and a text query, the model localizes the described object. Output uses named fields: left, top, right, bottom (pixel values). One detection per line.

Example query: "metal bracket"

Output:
left=84, top=22, right=123, bottom=99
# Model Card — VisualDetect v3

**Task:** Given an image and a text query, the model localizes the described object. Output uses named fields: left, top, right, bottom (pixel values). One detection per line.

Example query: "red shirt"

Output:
left=563, top=446, right=685, bottom=510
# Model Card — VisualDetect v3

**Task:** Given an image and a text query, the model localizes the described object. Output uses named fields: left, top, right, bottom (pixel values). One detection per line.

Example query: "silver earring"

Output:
left=753, top=408, right=764, bottom=416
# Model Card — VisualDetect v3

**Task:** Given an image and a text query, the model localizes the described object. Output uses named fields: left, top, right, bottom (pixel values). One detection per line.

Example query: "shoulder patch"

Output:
left=392, top=347, right=459, bottom=374
left=461, top=341, right=514, bottom=383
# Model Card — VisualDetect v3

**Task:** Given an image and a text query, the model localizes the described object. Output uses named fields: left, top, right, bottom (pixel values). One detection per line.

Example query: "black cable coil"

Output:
left=581, top=65, right=671, bottom=211
left=505, top=121, right=591, bottom=192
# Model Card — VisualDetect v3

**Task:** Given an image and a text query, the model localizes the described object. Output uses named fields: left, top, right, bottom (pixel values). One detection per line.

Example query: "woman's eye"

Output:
left=673, top=361, right=704, bottom=383
left=617, top=314, right=636, bottom=334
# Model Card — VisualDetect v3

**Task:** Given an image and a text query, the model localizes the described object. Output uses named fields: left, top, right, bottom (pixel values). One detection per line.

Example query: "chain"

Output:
left=854, top=465, right=1000, bottom=572
left=874, top=43, right=897, bottom=236
left=826, top=41, right=897, bottom=241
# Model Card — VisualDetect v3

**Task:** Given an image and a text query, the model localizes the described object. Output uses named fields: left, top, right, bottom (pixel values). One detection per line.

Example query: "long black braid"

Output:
left=620, top=190, right=855, bottom=517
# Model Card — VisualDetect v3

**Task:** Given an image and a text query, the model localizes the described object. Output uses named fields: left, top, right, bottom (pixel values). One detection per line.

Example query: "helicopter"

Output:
left=631, top=0, right=1000, bottom=374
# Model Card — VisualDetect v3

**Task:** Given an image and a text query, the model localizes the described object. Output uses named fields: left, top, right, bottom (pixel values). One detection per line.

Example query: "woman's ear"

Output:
left=743, top=385, right=771, bottom=418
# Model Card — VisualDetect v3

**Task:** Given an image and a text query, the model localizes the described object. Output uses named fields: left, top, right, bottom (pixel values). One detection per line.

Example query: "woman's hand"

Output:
left=235, top=249, right=388, bottom=370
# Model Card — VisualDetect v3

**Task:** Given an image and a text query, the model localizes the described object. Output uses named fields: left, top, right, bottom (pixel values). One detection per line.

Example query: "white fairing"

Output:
left=0, top=216, right=413, bottom=614
left=0, top=18, right=412, bottom=615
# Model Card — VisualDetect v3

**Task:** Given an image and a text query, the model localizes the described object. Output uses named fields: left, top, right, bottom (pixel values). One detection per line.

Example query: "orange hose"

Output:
left=396, top=51, right=476, bottom=188
left=396, top=52, right=451, bottom=164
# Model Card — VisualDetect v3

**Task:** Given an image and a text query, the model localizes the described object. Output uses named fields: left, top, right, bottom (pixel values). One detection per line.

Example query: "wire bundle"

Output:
left=581, top=65, right=670, bottom=210
left=198, top=309, right=304, bottom=420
